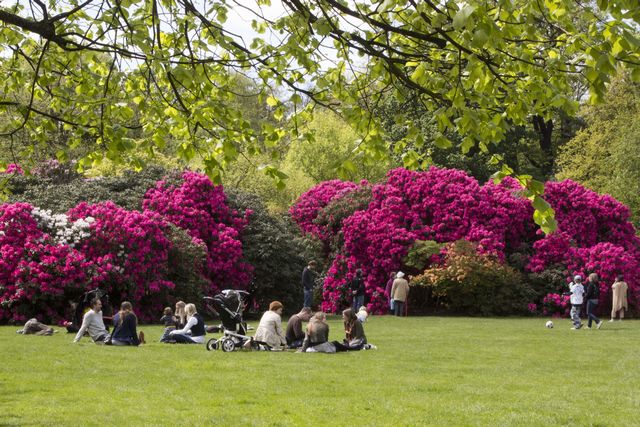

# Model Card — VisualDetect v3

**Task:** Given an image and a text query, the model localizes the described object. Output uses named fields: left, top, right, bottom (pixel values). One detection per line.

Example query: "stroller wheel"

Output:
left=221, top=338, right=236, bottom=352
left=206, top=338, right=219, bottom=351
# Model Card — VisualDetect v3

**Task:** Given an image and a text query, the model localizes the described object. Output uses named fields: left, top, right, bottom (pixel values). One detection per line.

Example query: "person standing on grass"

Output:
left=168, top=303, right=206, bottom=344
left=391, top=271, right=410, bottom=317
left=385, top=271, right=397, bottom=314
left=286, top=306, right=313, bottom=349
left=584, top=273, right=604, bottom=330
left=569, top=275, right=585, bottom=330
left=73, top=298, right=110, bottom=344
left=350, top=269, right=366, bottom=312
left=302, top=261, right=317, bottom=309
left=111, top=301, right=145, bottom=346
left=610, top=275, right=628, bottom=322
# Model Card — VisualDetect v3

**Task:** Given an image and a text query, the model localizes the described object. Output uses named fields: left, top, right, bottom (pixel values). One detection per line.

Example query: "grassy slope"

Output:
left=0, top=317, right=637, bottom=426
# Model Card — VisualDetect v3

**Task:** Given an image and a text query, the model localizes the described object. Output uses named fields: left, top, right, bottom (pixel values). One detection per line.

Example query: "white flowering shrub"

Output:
left=30, top=207, right=94, bottom=247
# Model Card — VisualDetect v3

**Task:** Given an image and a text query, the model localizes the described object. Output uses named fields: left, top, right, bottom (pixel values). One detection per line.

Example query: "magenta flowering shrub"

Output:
left=0, top=203, right=92, bottom=322
left=67, top=202, right=175, bottom=321
left=1, top=170, right=257, bottom=323
left=292, top=167, right=640, bottom=315
left=542, top=293, right=571, bottom=317
left=143, top=171, right=252, bottom=293
left=289, top=179, right=360, bottom=242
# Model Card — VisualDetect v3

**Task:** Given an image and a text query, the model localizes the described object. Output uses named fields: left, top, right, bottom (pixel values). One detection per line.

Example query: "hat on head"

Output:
left=573, top=275, right=582, bottom=281
left=396, top=271, right=405, bottom=278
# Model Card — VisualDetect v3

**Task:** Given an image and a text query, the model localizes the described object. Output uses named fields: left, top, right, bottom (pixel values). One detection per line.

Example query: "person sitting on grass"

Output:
left=160, top=306, right=175, bottom=327
left=168, top=303, right=206, bottom=344
left=300, top=312, right=334, bottom=353
left=73, top=298, right=110, bottom=344
left=333, top=308, right=367, bottom=351
left=286, top=307, right=313, bottom=349
left=250, top=301, right=287, bottom=350
left=111, top=301, right=145, bottom=346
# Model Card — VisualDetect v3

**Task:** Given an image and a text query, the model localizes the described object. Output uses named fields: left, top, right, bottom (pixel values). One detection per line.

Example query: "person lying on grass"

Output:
left=17, top=318, right=55, bottom=336
left=73, top=298, right=110, bottom=344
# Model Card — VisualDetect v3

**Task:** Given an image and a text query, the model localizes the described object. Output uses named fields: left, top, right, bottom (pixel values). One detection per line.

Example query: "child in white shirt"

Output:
left=569, top=275, right=585, bottom=329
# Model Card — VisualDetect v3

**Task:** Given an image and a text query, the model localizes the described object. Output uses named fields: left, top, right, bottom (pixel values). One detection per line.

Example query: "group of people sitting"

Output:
left=20, top=295, right=377, bottom=353
left=249, top=301, right=376, bottom=353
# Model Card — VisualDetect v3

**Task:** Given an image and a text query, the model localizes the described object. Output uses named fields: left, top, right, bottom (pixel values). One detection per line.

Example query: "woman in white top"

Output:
left=168, top=303, right=206, bottom=344
left=253, top=301, right=286, bottom=349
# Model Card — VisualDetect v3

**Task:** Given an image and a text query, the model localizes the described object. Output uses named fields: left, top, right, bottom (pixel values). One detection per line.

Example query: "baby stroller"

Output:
left=204, top=290, right=254, bottom=352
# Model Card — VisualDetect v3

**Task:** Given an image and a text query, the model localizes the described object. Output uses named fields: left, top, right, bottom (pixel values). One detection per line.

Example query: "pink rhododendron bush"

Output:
left=0, top=172, right=251, bottom=323
left=290, top=167, right=640, bottom=315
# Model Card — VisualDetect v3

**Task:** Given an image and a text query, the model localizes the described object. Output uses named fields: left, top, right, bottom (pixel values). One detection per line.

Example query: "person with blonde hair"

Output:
left=112, top=301, right=145, bottom=346
left=174, top=301, right=187, bottom=328
left=168, top=303, right=206, bottom=344
left=301, top=312, right=333, bottom=353
left=252, top=301, right=287, bottom=349
left=610, top=275, right=629, bottom=321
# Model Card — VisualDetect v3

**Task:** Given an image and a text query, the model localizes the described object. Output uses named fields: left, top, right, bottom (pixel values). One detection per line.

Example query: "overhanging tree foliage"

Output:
left=1, top=0, right=640, bottom=232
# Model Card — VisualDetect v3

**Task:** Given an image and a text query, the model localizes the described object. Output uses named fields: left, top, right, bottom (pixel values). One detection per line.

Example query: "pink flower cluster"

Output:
left=143, top=171, right=252, bottom=293
left=3, top=164, right=24, bottom=175
left=292, top=168, right=640, bottom=314
left=1, top=172, right=253, bottom=322
left=542, top=293, right=571, bottom=317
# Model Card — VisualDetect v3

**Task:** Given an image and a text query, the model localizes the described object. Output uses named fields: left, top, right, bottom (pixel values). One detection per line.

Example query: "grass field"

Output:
left=0, top=316, right=638, bottom=426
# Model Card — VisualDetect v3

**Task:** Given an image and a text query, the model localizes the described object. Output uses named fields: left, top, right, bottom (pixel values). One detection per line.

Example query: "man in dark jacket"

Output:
left=585, top=273, right=604, bottom=329
left=350, top=269, right=365, bottom=312
left=302, top=261, right=317, bottom=308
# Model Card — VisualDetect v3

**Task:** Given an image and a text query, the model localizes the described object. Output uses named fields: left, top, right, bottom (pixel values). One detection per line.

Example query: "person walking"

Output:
left=390, top=271, right=410, bottom=317
left=610, top=274, right=629, bottom=321
left=569, top=275, right=585, bottom=330
left=385, top=271, right=396, bottom=314
left=584, top=273, right=603, bottom=329
left=302, top=261, right=317, bottom=308
left=350, top=269, right=365, bottom=312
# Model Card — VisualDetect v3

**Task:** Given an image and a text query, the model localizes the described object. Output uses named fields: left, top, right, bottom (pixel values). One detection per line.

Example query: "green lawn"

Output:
left=0, top=316, right=637, bottom=426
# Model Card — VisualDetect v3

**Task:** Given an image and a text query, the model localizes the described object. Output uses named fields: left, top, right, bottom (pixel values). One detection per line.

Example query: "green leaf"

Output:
left=453, top=4, right=476, bottom=30
left=266, top=96, right=279, bottom=107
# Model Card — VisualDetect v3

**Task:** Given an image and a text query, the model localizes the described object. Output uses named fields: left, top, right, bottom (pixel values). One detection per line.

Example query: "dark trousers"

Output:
left=586, top=299, right=600, bottom=327
left=393, top=300, right=405, bottom=316
left=172, top=333, right=197, bottom=343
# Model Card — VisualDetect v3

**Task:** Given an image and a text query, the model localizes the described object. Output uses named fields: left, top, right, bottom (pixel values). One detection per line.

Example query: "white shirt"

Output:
left=570, top=283, right=585, bottom=305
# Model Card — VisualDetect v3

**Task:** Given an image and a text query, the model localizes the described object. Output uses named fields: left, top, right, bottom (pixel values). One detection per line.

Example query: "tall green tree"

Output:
left=556, top=73, right=640, bottom=227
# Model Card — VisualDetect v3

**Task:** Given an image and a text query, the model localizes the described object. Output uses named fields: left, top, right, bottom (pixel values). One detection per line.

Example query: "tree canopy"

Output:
left=1, top=0, right=640, bottom=231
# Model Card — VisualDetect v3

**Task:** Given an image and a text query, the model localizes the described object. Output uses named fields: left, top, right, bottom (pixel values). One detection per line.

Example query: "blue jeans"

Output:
left=352, top=295, right=364, bottom=312
left=586, top=299, right=600, bottom=327
left=303, top=289, right=313, bottom=308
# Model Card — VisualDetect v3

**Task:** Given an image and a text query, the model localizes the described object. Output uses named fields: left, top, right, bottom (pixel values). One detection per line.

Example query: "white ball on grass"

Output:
left=545, top=320, right=554, bottom=329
